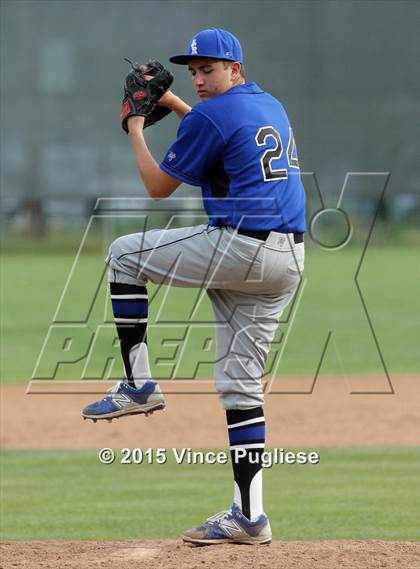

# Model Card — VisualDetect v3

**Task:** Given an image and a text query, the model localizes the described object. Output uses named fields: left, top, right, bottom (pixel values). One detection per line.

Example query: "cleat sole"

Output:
left=82, top=402, right=165, bottom=422
left=182, top=536, right=271, bottom=546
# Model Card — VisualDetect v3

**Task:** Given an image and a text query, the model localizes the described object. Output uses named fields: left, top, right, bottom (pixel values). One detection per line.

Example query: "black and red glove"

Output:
left=120, top=59, right=173, bottom=133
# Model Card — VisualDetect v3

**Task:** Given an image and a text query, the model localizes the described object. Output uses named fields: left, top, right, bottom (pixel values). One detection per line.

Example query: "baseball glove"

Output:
left=120, top=59, right=173, bottom=133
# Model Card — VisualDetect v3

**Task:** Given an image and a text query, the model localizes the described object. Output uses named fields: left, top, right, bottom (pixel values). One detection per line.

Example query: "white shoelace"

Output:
left=101, top=379, right=127, bottom=400
left=108, top=380, right=125, bottom=393
left=206, top=510, right=231, bottom=523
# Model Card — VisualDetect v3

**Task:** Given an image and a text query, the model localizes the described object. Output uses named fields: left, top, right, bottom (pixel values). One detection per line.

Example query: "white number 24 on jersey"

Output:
left=255, top=126, right=299, bottom=182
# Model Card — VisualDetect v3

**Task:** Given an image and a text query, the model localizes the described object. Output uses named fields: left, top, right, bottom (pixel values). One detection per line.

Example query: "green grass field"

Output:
left=1, top=245, right=419, bottom=383
left=1, top=447, right=418, bottom=541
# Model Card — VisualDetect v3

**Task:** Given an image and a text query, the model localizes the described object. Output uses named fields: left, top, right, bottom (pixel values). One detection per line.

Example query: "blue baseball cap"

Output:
left=169, top=28, right=243, bottom=65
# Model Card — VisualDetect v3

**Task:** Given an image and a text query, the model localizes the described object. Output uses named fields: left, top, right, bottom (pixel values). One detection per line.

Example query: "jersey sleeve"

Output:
left=160, top=110, right=225, bottom=186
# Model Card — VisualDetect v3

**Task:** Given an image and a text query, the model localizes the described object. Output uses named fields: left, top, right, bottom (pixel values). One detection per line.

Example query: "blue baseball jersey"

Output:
left=160, top=82, right=306, bottom=233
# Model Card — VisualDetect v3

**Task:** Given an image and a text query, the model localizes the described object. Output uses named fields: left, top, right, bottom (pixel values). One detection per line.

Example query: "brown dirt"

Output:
left=1, top=540, right=419, bottom=569
left=1, top=375, right=418, bottom=449
left=1, top=375, right=419, bottom=568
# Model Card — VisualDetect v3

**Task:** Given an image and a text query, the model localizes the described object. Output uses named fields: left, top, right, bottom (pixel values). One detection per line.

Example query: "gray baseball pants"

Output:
left=106, top=224, right=304, bottom=409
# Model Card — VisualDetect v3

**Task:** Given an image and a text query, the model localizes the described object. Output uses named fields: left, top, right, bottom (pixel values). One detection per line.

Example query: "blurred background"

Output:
left=1, top=0, right=418, bottom=240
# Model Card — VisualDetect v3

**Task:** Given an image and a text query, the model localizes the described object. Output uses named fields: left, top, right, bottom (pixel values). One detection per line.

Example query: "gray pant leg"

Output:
left=207, top=288, right=296, bottom=410
left=106, top=224, right=266, bottom=289
left=105, top=223, right=303, bottom=409
left=106, top=224, right=215, bottom=286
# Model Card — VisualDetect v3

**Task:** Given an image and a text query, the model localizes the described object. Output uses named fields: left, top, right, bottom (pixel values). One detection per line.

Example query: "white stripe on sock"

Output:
left=114, top=317, right=148, bottom=323
left=233, top=481, right=242, bottom=512
left=249, top=469, right=263, bottom=520
left=227, top=417, right=264, bottom=430
left=111, top=294, right=148, bottom=299
left=229, top=443, right=265, bottom=450
left=129, top=343, right=152, bottom=388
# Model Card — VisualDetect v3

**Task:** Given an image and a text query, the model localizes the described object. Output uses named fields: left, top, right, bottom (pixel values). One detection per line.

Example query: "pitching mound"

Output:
left=1, top=540, right=419, bottom=569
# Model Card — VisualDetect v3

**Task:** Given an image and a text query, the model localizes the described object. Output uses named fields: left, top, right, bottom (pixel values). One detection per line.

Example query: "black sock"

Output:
left=227, top=407, right=265, bottom=520
left=110, top=282, right=148, bottom=388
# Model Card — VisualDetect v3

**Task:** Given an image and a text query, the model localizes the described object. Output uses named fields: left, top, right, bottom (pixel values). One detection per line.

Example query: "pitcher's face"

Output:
left=188, top=58, right=237, bottom=100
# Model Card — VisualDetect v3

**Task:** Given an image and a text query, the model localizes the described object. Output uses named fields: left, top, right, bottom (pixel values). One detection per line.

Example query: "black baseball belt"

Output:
left=236, top=228, right=304, bottom=244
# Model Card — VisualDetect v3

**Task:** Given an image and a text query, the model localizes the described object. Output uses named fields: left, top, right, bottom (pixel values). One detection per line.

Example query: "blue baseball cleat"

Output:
left=82, top=379, right=165, bottom=422
left=182, top=504, right=272, bottom=545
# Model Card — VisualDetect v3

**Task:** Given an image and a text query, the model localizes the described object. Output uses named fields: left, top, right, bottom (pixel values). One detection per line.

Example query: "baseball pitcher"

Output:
left=82, top=28, right=306, bottom=546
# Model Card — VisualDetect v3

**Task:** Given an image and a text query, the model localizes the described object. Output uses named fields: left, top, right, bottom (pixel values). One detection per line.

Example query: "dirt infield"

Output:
left=1, top=375, right=418, bottom=449
left=1, top=539, right=419, bottom=569
left=1, top=375, right=419, bottom=568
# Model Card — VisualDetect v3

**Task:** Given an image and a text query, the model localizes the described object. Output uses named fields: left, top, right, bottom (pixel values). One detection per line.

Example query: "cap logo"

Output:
left=190, top=38, right=198, bottom=55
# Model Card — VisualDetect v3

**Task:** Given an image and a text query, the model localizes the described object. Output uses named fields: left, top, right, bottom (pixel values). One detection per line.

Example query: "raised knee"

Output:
left=108, top=235, right=128, bottom=260
left=108, top=234, right=142, bottom=264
